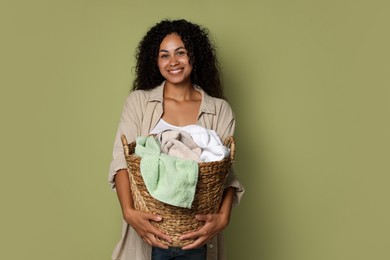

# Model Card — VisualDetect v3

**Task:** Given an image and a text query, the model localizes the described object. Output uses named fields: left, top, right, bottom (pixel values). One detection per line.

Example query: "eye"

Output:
left=176, top=51, right=186, bottom=56
left=159, top=54, right=169, bottom=59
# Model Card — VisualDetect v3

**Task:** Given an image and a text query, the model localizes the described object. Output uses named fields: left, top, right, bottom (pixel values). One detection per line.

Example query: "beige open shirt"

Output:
left=109, top=82, right=245, bottom=260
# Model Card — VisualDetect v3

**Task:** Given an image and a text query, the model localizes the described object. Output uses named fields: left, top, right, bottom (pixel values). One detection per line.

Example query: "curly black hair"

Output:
left=132, top=19, right=224, bottom=99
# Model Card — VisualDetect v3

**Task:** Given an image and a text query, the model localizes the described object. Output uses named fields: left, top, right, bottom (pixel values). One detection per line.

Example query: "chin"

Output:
left=165, top=77, right=191, bottom=85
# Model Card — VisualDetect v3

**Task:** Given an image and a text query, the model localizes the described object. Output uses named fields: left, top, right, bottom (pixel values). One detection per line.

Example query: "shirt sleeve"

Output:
left=216, top=100, right=245, bottom=207
left=108, top=91, right=143, bottom=190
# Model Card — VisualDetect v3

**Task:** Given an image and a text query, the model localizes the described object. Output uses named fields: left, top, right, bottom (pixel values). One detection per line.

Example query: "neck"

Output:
left=164, top=81, right=194, bottom=101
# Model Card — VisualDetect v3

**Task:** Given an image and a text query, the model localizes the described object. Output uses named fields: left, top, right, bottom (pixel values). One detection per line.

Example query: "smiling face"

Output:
left=157, top=33, right=193, bottom=87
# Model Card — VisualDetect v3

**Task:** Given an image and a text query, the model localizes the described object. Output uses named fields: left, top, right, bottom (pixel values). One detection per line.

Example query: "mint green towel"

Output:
left=135, top=136, right=199, bottom=208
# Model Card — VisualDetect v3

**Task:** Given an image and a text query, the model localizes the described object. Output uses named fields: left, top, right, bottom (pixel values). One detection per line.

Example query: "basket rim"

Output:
left=121, top=134, right=235, bottom=163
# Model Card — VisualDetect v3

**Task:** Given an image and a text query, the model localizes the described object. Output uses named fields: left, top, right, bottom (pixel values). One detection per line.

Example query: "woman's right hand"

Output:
left=123, top=208, right=172, bottom=249
left=114, top=169, right=171, bottom=248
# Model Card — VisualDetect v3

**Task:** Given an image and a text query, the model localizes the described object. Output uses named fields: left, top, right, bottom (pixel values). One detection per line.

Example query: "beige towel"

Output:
left=156, top=130, right=202, bottom=163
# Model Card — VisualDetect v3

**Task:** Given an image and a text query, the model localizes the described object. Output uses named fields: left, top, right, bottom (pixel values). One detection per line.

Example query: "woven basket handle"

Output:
left=121, top=134, right=130, bottom=157
left=223, top=136, right=235, bottom=161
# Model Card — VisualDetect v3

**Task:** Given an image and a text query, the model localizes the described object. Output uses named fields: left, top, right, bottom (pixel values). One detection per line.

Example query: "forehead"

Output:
left=159, top=33, right=185, bottom=50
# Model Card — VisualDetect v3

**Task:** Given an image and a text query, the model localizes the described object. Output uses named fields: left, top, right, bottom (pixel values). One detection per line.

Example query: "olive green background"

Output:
left=1, top=0, right=389, bottom=259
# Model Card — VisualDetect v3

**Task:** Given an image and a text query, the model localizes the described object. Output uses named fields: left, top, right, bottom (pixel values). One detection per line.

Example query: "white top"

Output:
left=150, top=118, right=184, bottom=134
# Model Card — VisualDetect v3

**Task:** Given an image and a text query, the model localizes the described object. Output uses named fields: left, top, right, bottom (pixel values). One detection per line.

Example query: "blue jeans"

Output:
left=151, top=245, right=207, bottom=260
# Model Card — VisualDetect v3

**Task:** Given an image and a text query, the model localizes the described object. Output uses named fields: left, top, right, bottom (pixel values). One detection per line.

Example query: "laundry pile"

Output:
left=134, top=125, right=230, bottom=208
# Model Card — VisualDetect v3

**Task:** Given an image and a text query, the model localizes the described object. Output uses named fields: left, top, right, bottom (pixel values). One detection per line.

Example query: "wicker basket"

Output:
left=121, top=134, right=235, bottom=247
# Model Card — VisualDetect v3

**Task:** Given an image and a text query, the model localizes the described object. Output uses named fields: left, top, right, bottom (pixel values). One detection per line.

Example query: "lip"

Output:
left=167, top=68, right=184, bottom=75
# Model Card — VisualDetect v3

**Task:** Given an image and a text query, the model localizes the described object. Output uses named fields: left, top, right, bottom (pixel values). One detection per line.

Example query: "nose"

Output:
left=169, top=56, right=179, bottom=66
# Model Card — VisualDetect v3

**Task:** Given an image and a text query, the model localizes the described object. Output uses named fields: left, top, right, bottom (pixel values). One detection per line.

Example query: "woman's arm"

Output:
left=115, top=169, right=172, bottom=248
left=179, top=186, right=236, bottom=250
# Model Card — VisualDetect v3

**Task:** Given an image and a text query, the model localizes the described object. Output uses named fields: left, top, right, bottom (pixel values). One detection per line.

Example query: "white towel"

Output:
left=181, top=125, right=230, bottom=162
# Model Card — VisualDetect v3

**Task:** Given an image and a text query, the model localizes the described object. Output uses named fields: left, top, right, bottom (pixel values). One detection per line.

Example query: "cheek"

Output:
left=157, top=60, right=165, bottom=71
left=182, top=56, right=191, bottom=65
left=187, top=60, right=193, bottom=70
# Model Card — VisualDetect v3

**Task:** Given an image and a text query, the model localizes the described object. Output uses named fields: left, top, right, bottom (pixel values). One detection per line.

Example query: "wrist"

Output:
left=122, top=207, right=136, bottom=220
left=218, top=211, right=231, bottom=228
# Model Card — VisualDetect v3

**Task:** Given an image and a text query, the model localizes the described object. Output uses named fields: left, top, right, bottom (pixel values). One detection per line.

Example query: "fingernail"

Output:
left=156, top=216, right=162, bottom=221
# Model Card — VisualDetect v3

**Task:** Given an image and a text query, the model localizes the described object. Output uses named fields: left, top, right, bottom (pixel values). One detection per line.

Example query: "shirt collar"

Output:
left=148, top=81, right=216, bottom=115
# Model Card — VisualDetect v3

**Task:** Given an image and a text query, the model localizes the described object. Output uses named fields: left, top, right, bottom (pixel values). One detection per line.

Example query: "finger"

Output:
left=195, top=214, right=212, bottom=222
left=142, top=212, right=162, bottom=222
left=140, top=227, right=170, bottom=247
left=143, top=236, right=153, bottom=246
left=145, top=223, right=172, bottom=243
left=180, top=229, right=203, bottom=240
left=145, top=222, right=172, bottom=243
left=152, top=229, right=172, bottom=243
left=149, top=235, right=169, bottom=249
left=181, top=238, right=206, bottom=250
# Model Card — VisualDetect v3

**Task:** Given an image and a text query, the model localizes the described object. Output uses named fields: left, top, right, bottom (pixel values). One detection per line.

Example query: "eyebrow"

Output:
left=159, top=46, right=186, bottom=53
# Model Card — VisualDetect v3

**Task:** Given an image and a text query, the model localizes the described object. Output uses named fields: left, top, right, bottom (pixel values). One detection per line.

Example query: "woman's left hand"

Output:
left=181, top=187, right=236, bottom=250
left=179, top=213, right=229, bottom=250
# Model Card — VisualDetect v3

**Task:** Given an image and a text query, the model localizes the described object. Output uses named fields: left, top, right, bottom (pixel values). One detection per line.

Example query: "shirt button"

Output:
left=209, top=243, right=214, bottom=249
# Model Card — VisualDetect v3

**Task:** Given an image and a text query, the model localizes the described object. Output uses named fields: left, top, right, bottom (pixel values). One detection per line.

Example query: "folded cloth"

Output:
left=180, top=125, right=230, bottom=162
left=156, top=130, right=202, bottom=163
left=135, top=136, right=198, bottom=208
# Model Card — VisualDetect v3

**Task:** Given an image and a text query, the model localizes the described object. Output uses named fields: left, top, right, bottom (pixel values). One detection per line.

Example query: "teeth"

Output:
left=169, top=68, right=183, bottom=75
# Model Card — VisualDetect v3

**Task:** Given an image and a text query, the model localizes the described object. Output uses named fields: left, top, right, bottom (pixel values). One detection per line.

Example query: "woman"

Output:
left=109, top=19, right=244, bottom=260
